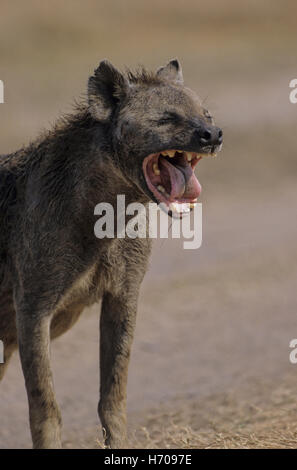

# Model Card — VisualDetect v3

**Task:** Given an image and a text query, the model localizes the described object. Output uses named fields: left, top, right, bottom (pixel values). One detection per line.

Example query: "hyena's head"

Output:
left=88, top=59, right=223, bottom=216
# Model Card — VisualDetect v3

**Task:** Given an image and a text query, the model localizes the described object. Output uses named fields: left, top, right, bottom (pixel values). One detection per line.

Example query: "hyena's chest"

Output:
left=65, top=244, right=128, bottom=308
left=51, top=247, right=127, bottom=338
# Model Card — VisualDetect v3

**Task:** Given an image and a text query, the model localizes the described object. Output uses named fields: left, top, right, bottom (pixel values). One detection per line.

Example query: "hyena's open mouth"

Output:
left=143, top=149, right=216, bottom=216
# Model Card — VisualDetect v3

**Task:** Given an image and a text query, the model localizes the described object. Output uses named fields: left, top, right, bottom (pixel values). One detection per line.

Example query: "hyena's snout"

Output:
left=194, top=123, right=223, bottom=149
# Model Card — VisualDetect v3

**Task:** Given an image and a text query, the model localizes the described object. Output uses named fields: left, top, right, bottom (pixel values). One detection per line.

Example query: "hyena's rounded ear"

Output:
left=156, top=59, right=183, bottom=85
left=88, top=60, right=129, bottom=121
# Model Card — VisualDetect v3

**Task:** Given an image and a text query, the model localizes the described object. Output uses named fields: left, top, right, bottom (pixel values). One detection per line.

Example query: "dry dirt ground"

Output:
left=1, top=0, right=297, bottom=449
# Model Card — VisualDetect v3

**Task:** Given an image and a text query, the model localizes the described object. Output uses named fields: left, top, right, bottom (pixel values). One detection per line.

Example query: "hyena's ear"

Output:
left=157, top=59, right=183, bottom=85
left=88, top=60, right=129, bottom=120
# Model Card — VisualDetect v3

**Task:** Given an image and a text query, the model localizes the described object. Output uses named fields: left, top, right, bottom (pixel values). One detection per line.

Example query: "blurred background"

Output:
left=1, top=0, right=297, bottom=448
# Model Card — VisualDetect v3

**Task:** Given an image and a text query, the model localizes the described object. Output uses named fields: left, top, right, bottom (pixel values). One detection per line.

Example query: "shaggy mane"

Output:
left=125, top=67, right=163, bottom=86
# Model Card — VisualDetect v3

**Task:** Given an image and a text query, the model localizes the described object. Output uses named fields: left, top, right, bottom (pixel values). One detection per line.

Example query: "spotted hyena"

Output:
left=0, top=59, right=222, bottom=448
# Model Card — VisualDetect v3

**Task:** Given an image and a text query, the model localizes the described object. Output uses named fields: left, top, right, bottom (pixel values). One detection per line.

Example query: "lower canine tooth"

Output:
left=157, top=185, right=165, bottom=193
left=169, top=202, right=179, bottom=212
left=186, top=153, right=192, bottom=162
left=169, top=202, right=191, bottom=213
left=153, top=162, right=160, bottom=175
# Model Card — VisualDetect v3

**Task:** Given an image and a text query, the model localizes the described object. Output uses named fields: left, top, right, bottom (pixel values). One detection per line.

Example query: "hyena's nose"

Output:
left=198, top=126, right=223, bottom=147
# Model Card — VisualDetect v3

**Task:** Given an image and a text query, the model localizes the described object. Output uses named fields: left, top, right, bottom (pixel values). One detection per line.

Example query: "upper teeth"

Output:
left=196, top=153, right=215, bottom=158
left=161, top=150, right=195, bottom=161
left=159, top=149, right=219, bottom=161
left=161, top=150, right=175, bottom=158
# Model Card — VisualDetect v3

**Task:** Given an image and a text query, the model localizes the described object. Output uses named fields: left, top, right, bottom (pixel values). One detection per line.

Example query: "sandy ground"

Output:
left=1, top=0, right=297, bottom=449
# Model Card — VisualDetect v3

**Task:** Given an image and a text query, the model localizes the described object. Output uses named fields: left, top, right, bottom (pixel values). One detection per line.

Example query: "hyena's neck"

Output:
left=31, top=108, right=147, bottom=211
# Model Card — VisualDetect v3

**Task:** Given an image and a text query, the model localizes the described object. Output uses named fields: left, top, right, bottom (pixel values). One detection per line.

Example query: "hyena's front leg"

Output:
left=99, top=290, right=138, bottom=449
left=16, top=305, right=62, bottom=449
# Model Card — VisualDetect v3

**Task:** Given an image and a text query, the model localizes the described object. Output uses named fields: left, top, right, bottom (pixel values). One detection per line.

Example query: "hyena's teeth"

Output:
left=157, top=185, right=165, bottom=193
left=186, top=152, right=192, bottom=162
left=169, top=202, right=180, bottom=213
left=189, top=203, right=196, bottom=209
left=169, top=202, right=191, bottom=214
left=167, top=150, right=175, bottom=158
left=199, top=153, right=212, bottom=158
left=153, top=162, right=160, bottom=175
left=161, top=150, right=175, bottom=158
left=169, top=202, right=178, bottom=212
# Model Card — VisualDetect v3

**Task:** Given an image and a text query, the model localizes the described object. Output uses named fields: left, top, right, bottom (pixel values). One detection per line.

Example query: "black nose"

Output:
left=198, top=126, right=223, bottom=147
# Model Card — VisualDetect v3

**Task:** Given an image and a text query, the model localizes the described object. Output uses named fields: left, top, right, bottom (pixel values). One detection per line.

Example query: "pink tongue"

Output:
left=159, top=158, right=201, bottom=200
left=183, top=172, right=202, bottom=199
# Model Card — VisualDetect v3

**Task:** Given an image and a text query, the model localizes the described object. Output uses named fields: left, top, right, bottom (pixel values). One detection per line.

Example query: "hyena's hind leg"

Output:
left=0, top=290, right=17, bottom=381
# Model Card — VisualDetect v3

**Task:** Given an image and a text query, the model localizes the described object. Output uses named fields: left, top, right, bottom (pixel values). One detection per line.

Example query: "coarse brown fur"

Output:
left=0, top=59, right=222, bottom=448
